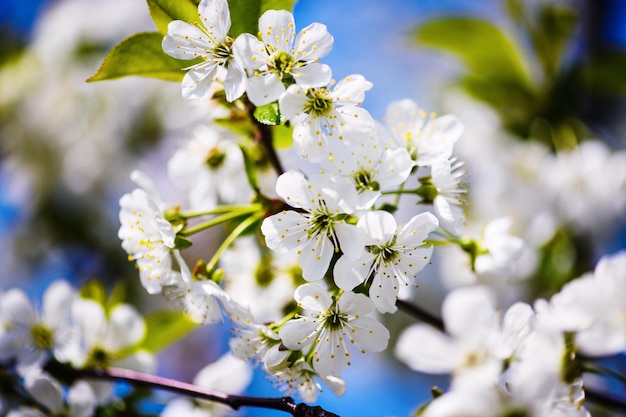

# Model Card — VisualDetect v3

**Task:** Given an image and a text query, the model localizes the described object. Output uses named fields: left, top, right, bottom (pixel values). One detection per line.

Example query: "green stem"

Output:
left=204, top=212, right=265, bottom=273
left=174, top=204, right=264, bottom=220
left=180, top=207, right=263, bottom=236
left=381, top=188, right=420, bottom=196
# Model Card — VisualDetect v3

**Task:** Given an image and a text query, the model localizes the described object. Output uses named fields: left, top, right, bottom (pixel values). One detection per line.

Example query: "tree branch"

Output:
left=44, top=360, right=339, bottom=417
left=396, top=298, right=445, bottom=331
left=244, top=98, right=285, bottom=176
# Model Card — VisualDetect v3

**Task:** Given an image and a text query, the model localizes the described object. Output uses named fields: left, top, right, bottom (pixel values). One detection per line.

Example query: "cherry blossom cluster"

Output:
left=0, top=281, right=152, bottom=416
left=111, top=0, right=626, bottom=407
left=396, top=250, right=626, bottom=416
left=2, top=0, right=625, bottom=415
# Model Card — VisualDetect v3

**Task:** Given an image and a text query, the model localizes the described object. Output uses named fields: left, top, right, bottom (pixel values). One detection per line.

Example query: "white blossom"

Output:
left=261, top=171, right=362, bottom=281
left=382, top=99, right=463, bottom=166
left=0, top=281, right=77, bottom=371
left=71, top=299, right=154, bottom=373
left=167, top=125, right=252, bottom=210
left=334, top=210, right=438, bottom=313
left=118, top=170, right=181, bottom=294
left=279, top=74, right=375, bottom=162
left=279, top=283, right=389, bottom=378
left=319, top=126, right=414, bottom=209
left=162, top=0, right=246, bottom=101
left=233, top=9, right=333, bottom=105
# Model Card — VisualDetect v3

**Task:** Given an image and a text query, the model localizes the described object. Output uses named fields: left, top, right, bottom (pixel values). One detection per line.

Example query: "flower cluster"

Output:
left=2, top=0, right=625, bottom=415
left=0, top=281, right=154, bottom=416
left=396, top=250, right=626, bottom=416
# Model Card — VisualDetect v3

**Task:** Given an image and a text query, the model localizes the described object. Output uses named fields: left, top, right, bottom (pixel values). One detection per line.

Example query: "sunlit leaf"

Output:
left=253, top=102, right=282, bottom=125
left=79, top=280, right=107, bottom=306
left=415, top=17, right=531, bottom=86
left=272, top=124, right=293, bottom=149
left=147, top=0, right=200, bottom=34
left=87, top=32, right=193, bottom=82
left=141, top=310, right=198, bottom=352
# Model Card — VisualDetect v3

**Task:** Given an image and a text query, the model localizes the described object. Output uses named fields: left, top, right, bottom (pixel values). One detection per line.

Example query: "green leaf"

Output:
left=260, top=0, right=296, bottom=14
left=228, top=0, right=261, bottom=38
left=240, top=144, right=261, bottom=192
left=272, top=124, right=293, bottom=149
left=79, top=280, right=107, bottom=306
left=141, top=310, right=198, bottom=352
left=253, top=101, right=282, bottom=125
left=87, top=32, right=194, bottom=82
left=415, top=17, right=531, bottom=86
left=228, top=0, right=296, bottom=38
left=147, top=0, right=200, bottom=34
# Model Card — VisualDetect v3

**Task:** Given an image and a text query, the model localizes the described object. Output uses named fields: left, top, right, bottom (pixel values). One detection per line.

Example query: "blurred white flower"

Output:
left=382, top=99, right=463, bottom=166
left=0, top=281, right=76, bottom=371
left=71, top=299, right=154, bottom=373
left=167, top=125, right=251, bottom=210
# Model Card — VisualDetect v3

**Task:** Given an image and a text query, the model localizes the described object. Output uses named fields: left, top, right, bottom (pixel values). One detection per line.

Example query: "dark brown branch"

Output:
left=396, top=298, right=445, bottom=331
left=44, top=360, right=338, bottom=417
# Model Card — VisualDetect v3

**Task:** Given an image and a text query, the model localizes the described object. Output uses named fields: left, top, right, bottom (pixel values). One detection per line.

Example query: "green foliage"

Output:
left=272, top=124, right=294, bottom=149
left=79, top=279, right=108, bottom=305
left=146, top=0, right=200, bottom=34
left=228, top=0, right=297, bottom=38
left=141, top=310, right=198, bottom=352
left=415, top=17, right=531, bottom=87
left=253, top=102, right=283, bottom=125
left=87, top=32, right=193, bottom=82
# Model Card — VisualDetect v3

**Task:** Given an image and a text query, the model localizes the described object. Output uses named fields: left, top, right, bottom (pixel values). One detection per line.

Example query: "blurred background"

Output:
left=1, top=0, right=625, bottom=416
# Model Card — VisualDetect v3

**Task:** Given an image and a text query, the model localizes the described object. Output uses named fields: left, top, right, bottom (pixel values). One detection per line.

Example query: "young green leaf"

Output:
left=141, top=310, right=198, bottom=352
left=415, top=18, right=531, bottom=86
left=87, top=32, right=195, bottom=82
left=253, top=102, right=282, bottom=125
left=147, top=0, right=200, bottom=34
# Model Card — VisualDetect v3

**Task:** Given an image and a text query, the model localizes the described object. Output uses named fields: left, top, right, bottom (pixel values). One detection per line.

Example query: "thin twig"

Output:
left=44, top=360, right=339, bottom=417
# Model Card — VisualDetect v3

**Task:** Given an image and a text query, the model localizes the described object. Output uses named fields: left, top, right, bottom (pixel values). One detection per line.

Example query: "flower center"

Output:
left=31, top=323, right=54, bottom=350
left=269, top=51, right=296, bottom=85
left=370, top=238, right=399, bottom=264
left=323, top=304, right=348, bottom=332
left=353, top=169, right=380, bottom=193
left=211, top=36, right=234, bottom=63
left=304, top=88, right=333, bottom=118
left=205, top=147, right=226, bottom=169
left=86, top=346, right=112, bottom=368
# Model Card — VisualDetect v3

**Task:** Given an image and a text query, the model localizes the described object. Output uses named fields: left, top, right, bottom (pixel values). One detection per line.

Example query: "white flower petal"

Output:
left=293, top=22, right=333, bottom=61
left=197, top=0, right=231, bottom=40
left=258, top=10, right=296, bottom=51
left=293, top=62, right=332, bottom=89
left=395, top=324, right=460, bottom=373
